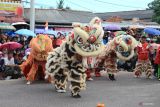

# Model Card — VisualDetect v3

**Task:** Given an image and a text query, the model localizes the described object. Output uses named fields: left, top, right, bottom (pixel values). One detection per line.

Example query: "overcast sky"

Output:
left=23, top=0, right=153, bottom=13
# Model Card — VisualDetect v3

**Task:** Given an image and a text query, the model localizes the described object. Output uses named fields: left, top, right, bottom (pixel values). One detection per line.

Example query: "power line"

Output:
left=22, top=0, right=54, bottom=7
left=22, top=0, right=95, bottom=13
left=66, top=0, right=95, bottom=12
left=94, top=0, right=144, bottom=9
left=22, top=0, right=96, bottom=18
left=22, top=0, right=145, bottom=12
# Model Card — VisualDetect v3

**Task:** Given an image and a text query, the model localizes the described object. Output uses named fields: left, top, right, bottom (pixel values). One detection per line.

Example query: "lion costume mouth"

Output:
left=116, top=49, right=135, bottom=61
left=74, top=43, right=104, bottom=57
left=113, top=35, right=138, bottom=61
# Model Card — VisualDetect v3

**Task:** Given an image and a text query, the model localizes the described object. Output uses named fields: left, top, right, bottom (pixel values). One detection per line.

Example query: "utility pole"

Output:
left=30, top=0, right=35, bottom=32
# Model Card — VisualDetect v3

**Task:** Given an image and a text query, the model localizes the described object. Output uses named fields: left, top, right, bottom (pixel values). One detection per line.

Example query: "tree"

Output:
left=65, top=6, right=71, bottom=10
left=57, top=0, right=64, bottom=9
left=49, top=6, right=54, bottom=9
left=148, top=0, right=160, bottom=24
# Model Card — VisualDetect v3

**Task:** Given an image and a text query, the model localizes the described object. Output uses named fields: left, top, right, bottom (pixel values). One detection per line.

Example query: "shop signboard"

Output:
left=0, top=1, right=23, bottom=17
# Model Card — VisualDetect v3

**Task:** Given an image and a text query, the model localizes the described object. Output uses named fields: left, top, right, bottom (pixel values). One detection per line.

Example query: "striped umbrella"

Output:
left=0, top=23, right=16, bottom=30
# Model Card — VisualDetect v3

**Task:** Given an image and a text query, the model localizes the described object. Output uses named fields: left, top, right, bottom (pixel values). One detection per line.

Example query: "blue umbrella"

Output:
left=44, top=30, right=57, bottom=36
left=144, top=28, right=160, bottom=35
left=6, top=31, right=16, bottom=37
left=15, top=29, right=36, bottom=37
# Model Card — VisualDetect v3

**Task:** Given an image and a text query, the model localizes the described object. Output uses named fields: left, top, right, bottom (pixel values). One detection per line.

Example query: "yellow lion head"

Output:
left=70, top=17, right=104, bottom=57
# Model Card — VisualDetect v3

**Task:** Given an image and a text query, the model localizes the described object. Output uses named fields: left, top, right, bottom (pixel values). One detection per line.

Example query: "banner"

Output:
left=0, top=2, right=23, bottom=17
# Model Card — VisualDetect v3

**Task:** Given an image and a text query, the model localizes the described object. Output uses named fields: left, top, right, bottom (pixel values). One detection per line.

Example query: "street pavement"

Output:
left=0, top=71, right=160, bottom=107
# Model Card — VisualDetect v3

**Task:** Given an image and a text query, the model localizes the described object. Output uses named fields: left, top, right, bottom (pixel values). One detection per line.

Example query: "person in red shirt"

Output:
left=134, top=36, right=153, bottom=78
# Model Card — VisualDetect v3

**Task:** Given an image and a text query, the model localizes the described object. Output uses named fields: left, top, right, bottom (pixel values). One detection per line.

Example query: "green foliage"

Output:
left=66, top=6, right=71, bottom=10
left=57, top=0, right=64, bottom=9
left=148, top=0, right=160, bottom=24
left=56, top=0, right=71, bottom=10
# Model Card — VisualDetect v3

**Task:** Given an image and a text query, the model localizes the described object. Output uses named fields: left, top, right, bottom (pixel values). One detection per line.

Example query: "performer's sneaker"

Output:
left=134, top=71, right=141, bottom=78
left=26, top=81, right=31, bottom=85
left=87, top=77, right=93, bottom=81
left=108, top=74, right=116, bottom=81
left=71, top=92, right=81, bottom=98
left=60, top=89, right=66, bottom=93
left=56, top=88, right=66, bottom=93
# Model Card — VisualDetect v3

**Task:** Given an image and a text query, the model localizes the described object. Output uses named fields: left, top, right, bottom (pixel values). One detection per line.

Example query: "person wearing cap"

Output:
left=134, top=36, right=154, bottom=78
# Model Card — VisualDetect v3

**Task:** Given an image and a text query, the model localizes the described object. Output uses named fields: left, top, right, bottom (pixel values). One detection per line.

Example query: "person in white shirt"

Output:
left=3, top=53, right=15, bottom=66
left=3, top=52, right=15, bottom=80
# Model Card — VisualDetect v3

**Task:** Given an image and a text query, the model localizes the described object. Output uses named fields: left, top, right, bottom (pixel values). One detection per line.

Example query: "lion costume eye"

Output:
left=77, top=36, right=83, bottom=44
left=117, top=46, right=124, bottom=52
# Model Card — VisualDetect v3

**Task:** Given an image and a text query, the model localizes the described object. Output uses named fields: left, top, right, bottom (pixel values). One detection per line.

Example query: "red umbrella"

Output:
left=0, top=42, right=22, bottom=50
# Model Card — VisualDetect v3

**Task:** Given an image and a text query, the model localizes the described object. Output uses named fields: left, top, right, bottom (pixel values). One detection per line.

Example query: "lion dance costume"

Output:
left=45, top=17, right=104, bottom=98
left=20, top=34, right=53, bottom=84
left=86, top=34, right=138, bottom=80
left=97, top=34, right=138, bottom=80
left=134, top=42, right=153, bottom=78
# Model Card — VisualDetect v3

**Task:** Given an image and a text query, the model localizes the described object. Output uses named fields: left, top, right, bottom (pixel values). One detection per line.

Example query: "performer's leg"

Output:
left=40, top=63, right=46, bottom=80
left=69, top=63, right=86, bottom=98
left=95, top=68, right=101, bottom=77
left=134, top=61, right=143, bottom=78
left=145, top=61, right=153, bottom=78
left=37, top=66, right=45, bottom=80
left=106, top=64, right=118, bottom=81
left=107, top=69, right=116, bottom=81
left=158, top=65, right=160, bottom=80
left=70, top=73, right=86, bottom=98
left=27, top=63, right=38, bottom=84
left=153, top=64, right=158, bottom=77
left=86, top=69, right=93, bottom=81
left=54, top=69, right=68, bottom=93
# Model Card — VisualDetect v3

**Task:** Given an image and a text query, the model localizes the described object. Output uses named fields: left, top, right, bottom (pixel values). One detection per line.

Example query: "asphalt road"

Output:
left=0, top=71, right=160, bottom=107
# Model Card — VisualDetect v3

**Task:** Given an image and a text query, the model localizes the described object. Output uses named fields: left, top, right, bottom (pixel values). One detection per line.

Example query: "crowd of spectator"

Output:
left=0, top=32, right=66, bottom=80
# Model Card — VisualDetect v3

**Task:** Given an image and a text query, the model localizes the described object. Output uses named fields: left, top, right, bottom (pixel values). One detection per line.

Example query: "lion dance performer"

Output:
left=20, top=34, right=53, bottom=85
left=45, top=17, right=104, bottom=98
left=97, top=34, right=138, bottom=80
left=134, top=36, right=154, bottom=78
